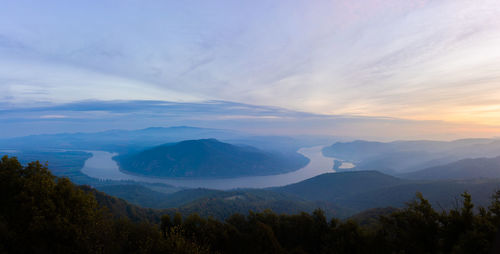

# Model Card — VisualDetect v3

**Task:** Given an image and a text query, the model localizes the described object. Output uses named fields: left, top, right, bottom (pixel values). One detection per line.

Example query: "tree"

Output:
left=378, top=192, right=440, bottom=253
left=161, top=214, right=173, bottom=238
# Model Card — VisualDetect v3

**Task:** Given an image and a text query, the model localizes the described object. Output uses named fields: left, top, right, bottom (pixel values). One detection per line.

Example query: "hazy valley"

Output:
left=3, top=126, right=500, bottom=220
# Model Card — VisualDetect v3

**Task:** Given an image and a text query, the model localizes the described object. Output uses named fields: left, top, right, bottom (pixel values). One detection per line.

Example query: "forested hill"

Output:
left=3, top=155, right=500, bottom=253
left=273, top=171, right=500, bottom=213
left=114, top=139, right=309, bottom=178
left=274, top=171, right=406, bottom=201
left=403, top=156, right=500, bottom=180
left=96, top=170, right=500, bottom=219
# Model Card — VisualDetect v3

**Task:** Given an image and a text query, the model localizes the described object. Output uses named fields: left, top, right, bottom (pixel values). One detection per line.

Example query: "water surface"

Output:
left=81, top=146, right=335, bottom=190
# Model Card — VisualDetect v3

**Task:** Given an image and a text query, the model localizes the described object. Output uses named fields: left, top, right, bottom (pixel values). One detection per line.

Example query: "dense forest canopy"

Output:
left=2, top=155, right=500, bottom=253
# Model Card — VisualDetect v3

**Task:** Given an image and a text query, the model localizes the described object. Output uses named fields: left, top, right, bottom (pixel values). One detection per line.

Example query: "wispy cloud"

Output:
left=39, top=114, right=67, bottom=119
left=0, top=99, right=498, bottom=140
left=1, top=0, right=500, bottom=127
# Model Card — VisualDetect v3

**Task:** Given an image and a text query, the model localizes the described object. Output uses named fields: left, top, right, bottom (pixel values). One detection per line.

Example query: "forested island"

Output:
left=114, top=139, right=309, bottom=178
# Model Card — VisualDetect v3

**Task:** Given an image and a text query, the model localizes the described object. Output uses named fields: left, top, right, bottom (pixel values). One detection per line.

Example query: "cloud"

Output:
left=1, top=99, right=499, bottom=140
left=39, top=114, right=67, bottom=119
left=1, top=0, right=500, bottom=126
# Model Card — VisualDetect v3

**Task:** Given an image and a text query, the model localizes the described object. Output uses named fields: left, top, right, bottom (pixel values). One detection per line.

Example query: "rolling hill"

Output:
left=274, top=171, right=408, bottom=202
left=403, top=156, right=500, bottom=180
left=98, top=170, right=500, bottom=218
left=93, top=184, right=350, bottom=219
left=275, top=171, right=500, bottom=213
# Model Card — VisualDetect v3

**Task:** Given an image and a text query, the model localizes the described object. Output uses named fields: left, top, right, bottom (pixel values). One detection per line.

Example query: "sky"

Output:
left=1, top=0, right=500, bottom=138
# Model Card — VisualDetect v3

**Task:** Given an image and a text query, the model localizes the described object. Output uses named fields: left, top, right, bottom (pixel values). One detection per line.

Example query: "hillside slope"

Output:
left=276, top=171, right=500, bottom=213
left=275, top=171, right=407, bottom=202
left=403, top=156, right=500, bottom=180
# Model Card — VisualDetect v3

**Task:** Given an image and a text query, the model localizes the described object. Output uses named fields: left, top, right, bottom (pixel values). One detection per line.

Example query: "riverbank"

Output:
left=81, top=146, right=335, bottom=190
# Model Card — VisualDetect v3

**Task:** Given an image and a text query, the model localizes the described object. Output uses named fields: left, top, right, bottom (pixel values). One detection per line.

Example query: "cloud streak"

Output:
left=0, top=100, right=498, bottom=141
left=1, top=0, right=500, bottom=126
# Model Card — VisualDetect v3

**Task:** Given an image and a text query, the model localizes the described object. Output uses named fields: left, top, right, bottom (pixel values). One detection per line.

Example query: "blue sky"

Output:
left=1, top=0, right=500, bottom=138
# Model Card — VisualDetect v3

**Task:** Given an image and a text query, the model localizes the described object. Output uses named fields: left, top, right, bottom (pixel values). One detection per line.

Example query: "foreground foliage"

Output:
left=1, top=155, right=500, bottom=253
left=0, top=156, right=207, bottom=254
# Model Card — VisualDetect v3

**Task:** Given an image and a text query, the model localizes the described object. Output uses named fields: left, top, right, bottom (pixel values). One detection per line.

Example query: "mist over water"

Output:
left=81, top=146, right=335, bottom=190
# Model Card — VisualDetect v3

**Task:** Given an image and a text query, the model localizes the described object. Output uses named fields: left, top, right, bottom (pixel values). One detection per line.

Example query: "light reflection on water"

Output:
left=81, top=146, right=337, bottom=190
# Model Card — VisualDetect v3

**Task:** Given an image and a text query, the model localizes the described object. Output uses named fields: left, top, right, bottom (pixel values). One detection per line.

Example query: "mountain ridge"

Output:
left=403, top=156, right=500, bottom=180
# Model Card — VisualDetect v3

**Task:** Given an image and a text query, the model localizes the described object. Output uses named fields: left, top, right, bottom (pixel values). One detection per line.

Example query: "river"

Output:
left=81, top=145, right=340, bottom=190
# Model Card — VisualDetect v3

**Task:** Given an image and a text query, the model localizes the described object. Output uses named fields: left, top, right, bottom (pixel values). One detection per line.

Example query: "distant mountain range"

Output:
left=114, top=139, right=310, bottom=178
left=322, top=139, right=500, bottom=174
left=0, top=126, right=241, bottom=153
left=0, top=126, right=334, bottom=154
